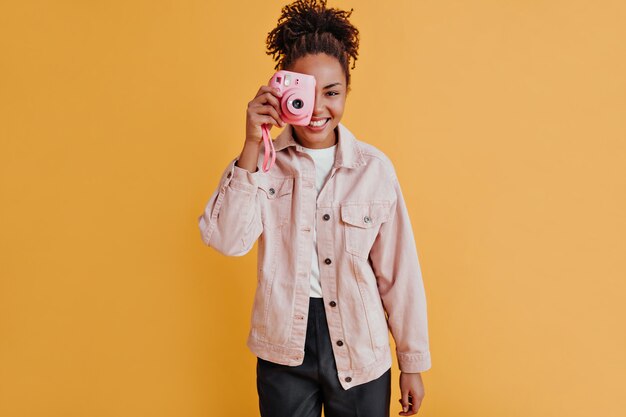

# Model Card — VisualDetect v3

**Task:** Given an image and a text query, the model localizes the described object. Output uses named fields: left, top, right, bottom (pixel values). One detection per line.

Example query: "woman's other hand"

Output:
left=398, top=371, right=425, bottom=415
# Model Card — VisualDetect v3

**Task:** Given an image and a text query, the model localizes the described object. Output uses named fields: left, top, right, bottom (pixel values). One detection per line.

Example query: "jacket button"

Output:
left=345, top=377, right=352, bottom=382
left=268, top=188, right=275, bottom=195
left=329, top=301, right=337, bottom=307
left=363, top=215, right=371, bottom=223
left=323, top=214, right=330, bottom=221
left=336, top=340, right=344, bottom=346
left=324, top=258, right=332, bottom=265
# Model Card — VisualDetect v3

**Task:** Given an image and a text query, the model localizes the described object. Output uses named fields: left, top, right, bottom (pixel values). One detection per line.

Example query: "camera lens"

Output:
left=292, top=99, right=304, bottom=109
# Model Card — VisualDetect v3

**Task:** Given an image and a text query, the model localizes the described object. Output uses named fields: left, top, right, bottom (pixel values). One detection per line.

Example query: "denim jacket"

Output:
left=198, top=123, right=431, bottom=389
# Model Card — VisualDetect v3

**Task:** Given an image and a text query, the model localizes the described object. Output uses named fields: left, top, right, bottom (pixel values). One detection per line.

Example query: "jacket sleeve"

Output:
left=198, top=157, right=264, bottom=257
left=368, top=174, right=432, bottom=373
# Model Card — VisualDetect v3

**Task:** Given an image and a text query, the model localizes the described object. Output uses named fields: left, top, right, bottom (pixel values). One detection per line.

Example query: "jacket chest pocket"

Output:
left=258, top=177, right=294, bottom=228
left=341, top=202, right=391, bottom=259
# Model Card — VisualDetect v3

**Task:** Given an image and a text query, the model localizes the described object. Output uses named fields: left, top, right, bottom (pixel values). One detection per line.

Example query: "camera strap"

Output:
left=261, top=124, right=276, bottom=172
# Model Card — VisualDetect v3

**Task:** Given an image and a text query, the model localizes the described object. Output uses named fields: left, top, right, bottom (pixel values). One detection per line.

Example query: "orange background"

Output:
left=1, top=1, right=625, bottom=416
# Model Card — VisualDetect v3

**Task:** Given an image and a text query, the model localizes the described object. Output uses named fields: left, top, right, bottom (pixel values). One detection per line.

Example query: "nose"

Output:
left=313, top=92, right=325, bottom=114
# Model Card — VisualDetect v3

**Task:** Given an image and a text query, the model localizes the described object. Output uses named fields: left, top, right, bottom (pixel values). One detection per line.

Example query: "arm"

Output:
left=198, top=81, right=284, bottom=257
left=198, top=142, right=264, bottom=257
left=368, top=175, right=431, bottom=373
left=369, top=175, right=430, bottom=415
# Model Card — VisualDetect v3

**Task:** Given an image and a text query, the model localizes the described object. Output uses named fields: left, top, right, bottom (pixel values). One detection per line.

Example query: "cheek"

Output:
left=331, top=101, right=345, bottom=118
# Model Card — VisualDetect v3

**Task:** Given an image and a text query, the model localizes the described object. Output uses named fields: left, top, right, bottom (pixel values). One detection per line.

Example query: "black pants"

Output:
left=256, top=297, right=391, bottom=417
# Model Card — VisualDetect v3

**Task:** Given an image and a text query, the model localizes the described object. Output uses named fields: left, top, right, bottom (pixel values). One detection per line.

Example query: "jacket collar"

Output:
left=272, top=122, right=366, bottom=169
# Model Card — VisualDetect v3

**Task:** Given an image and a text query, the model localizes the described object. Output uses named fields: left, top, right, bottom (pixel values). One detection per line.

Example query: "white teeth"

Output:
left=309, top=118, right=328, bottom=127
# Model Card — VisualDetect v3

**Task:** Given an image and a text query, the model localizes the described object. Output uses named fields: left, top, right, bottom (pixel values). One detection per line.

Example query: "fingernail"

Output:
left=403, top=406, right=408, bottom=412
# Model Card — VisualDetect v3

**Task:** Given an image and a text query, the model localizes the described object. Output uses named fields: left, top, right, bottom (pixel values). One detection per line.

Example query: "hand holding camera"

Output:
left=245, top=85, right=285, bottom=145
left=243, top=70, right=317, bottom=172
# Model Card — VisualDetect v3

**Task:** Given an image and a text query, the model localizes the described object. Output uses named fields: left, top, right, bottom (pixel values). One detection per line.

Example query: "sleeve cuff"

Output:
left=226, top=159, right=262, bottom=193
left=397, top=350, right=432, bottom=373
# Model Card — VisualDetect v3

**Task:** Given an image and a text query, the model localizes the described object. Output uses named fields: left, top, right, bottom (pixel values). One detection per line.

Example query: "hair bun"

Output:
left=266, top=0, right=360, bottom=74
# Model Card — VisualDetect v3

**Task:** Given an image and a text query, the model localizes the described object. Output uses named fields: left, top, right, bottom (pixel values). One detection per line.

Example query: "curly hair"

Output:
left=266, top=0, right=360, bottom=91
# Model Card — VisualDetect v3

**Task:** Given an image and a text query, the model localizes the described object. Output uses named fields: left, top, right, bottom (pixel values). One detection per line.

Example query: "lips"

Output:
left=307, top=118, right=330, bottom=131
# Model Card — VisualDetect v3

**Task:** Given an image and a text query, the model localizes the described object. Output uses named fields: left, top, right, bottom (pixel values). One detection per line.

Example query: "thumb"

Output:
left=400, top=390, right=410, bottom=413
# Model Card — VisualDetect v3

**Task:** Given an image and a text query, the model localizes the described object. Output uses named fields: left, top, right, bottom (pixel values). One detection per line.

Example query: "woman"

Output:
left=198, top=1, right=431, bottom=415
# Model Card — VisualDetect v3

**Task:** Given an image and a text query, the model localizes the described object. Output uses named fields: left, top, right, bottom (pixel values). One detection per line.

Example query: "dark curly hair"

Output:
left=266, top=0, right=360, bottom=92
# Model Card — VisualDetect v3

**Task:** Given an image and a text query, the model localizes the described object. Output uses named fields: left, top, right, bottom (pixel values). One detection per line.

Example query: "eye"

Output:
left=326, top=91, right=339, bottom=97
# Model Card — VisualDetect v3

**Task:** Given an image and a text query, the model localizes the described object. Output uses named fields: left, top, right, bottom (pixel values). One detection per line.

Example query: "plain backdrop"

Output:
left=1, top=1, right=625, bottom=416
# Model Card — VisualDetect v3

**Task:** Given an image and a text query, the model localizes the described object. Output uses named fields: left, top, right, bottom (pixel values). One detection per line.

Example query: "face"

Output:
left=285, top=53, right=347, bottom=149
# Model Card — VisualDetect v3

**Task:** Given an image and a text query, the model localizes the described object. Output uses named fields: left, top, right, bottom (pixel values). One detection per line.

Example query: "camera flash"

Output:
left=284, top=74, right=291, bottom=86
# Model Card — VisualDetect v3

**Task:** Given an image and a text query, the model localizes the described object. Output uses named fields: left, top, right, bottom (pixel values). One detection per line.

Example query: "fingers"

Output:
left=254, top=85, right=281, bottom=100
left=398, top=392, right=422, bottom=415
left=398, top=372, right=425, bottom=415
left=252, top=86, right=283, bottom=119
left=400, top=389, right=410, bottom=414
left=248, top=108, right=282, bottom=130
left=254, top=85, right=283, bottom=106
left=246, top=86, right=285, bottom=142
left=252, top=102, right=284, bottom=128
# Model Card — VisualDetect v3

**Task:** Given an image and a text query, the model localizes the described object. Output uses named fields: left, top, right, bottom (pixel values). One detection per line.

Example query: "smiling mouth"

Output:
left=308, top=118, right=330, bottom=128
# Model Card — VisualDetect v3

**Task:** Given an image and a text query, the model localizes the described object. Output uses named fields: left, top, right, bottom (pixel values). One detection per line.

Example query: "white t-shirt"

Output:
left=300, top=143, right=337, bottom=298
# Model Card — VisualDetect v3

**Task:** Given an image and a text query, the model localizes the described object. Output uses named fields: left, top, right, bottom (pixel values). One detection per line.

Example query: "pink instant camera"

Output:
left=270, top=70, right=317, bottom=125
left=261, top=70, right=316, bottom=172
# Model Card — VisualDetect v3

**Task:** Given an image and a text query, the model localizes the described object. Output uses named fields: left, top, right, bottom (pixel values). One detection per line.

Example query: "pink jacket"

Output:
left=198, top=123, right=431, bottom=390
